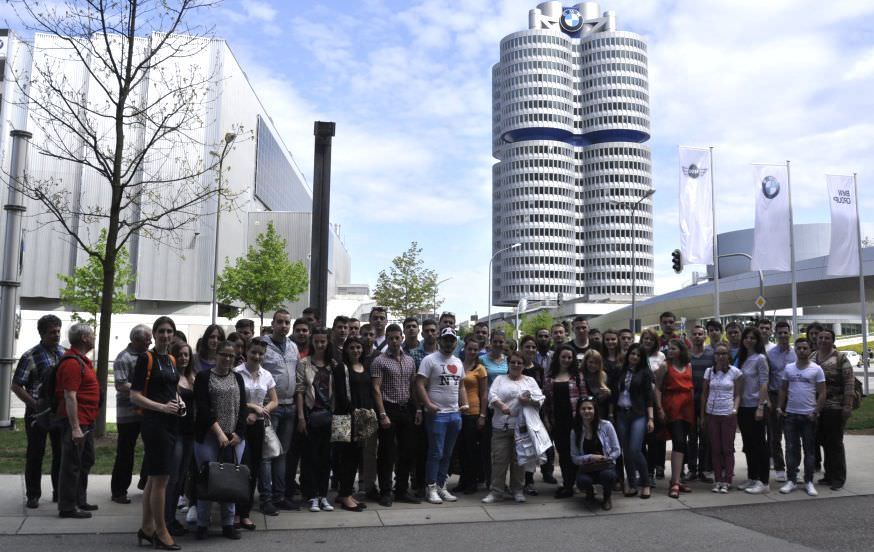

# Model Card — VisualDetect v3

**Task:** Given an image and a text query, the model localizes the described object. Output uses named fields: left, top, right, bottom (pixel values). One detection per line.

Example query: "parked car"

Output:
left=843, top=350, right=862, bottom=368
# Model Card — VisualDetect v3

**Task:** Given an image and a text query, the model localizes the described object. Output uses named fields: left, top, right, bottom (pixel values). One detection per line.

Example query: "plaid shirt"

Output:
left=371, top=350, right=416, bottom=406
left=12, top=342, right=66, bottom=402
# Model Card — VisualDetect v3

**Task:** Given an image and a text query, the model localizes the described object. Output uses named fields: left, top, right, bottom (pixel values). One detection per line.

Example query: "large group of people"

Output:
left=11, top=307, right=859, bottom=549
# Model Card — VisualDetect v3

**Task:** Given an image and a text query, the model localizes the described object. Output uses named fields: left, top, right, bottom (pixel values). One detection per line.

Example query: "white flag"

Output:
left=826, top=175, right=860, bottom=276
left=678, top=147, right=713, bottom=264
left=750, top=164, right=791, bottom=271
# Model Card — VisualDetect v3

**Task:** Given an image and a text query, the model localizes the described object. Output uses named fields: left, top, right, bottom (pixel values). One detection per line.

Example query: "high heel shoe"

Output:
left=152, top=533, right=181, bottom=550
left=136, top=529, right=154, bottom=547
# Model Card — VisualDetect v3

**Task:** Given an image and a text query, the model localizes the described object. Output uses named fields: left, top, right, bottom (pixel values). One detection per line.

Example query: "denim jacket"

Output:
left=570, top=419, right=621, bottom=465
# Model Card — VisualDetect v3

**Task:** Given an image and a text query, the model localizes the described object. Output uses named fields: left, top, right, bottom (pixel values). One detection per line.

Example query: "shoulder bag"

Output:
left=262, top=415, right=282, bottom=459
left=330, top=365, right=352, bottom=442
left=197, top=443, right=250, bottom=503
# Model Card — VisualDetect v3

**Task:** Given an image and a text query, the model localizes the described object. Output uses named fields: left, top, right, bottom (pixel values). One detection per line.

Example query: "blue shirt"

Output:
left=481, top=354, right=508, bottom=385
left=766, top=344, right=797, bottom=393
left=13, top=342, right=66, bottom=401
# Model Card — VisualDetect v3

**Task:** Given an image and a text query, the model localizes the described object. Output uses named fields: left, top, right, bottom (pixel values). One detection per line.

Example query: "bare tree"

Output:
left=8, top=0, right=240, bottom=434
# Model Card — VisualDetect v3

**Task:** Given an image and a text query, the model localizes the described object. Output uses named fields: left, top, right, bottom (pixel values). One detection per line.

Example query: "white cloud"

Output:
left=241, top=0, right=277, bottom=22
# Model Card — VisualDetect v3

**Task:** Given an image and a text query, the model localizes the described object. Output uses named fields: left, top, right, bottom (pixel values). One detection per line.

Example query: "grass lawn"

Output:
left=0, top=423, right=143, bottom=475
left=846, top=394, right=874, bottom=432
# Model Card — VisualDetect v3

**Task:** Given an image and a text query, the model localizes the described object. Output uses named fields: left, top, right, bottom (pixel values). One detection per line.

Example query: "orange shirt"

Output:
left=462, top=363, right=487, bottom=416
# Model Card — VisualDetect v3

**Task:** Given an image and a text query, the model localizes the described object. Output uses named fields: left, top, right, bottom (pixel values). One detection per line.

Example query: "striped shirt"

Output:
left=12, top=342, right=65, bottom=402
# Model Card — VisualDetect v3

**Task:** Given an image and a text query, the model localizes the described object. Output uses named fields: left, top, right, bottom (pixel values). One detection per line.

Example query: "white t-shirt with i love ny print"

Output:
left=418, top=351, right=465, bottom=413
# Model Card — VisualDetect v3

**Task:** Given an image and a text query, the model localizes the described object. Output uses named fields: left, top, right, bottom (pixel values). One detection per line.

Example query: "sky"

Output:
left=10, top=0, right=874, bottom=321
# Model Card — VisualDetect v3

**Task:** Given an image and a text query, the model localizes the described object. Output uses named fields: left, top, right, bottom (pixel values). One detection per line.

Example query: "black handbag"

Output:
left=197, top=443, right=250, bottom=503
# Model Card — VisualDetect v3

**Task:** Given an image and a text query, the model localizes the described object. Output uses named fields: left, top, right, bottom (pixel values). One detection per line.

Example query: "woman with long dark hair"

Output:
left=735, top=327, right=770, bottom=494
left=571, top=396, right=621, bottom=510
left=296, top=327, right=335, bottom=512
left=234, top=339, right=278, bottom=529
left=613, top=343, right=654, bottom=499
left=455, top=336, right=488, bottom=495
left=193, top=340, right=247, bottom=540
left=640, top=328, right=666, bottom=483
left=544, top=344, right=585, bottom=498
left=194, top=325, right=226, bottom=374
left=130, top=316, right=185, bottom=550
left=655, top=339, right=695, bottom=498
left=602, top=329, right=624, bottom=402
left=331, top=336, right=371, bottom=511
left=165, top=341, right=195, bottom=536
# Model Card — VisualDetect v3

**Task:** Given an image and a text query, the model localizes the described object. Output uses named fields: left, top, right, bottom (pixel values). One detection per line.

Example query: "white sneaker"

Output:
left=481, top=492, right=504, bottom=504
left=805, top=482, right=818, bottom=496
left=712, top=483, right=721, bottom=493
left=426, top=484, right=443, bottom=504
left=736, top=479, right=754, bottom=490
left=779, top=481, right=796, bottom=494
left=719, top=483, right=729, bottom=493
left=309, top=498, right=321, bottom=512
left=775, top=471, right=787, bottom=483
left=513, top=492, right=527, bottom=503
left=437, top=485, right=457, bottom=502
left=319, top=497, right=334, bottom=511
left=745, top=481, right=769, bottom=494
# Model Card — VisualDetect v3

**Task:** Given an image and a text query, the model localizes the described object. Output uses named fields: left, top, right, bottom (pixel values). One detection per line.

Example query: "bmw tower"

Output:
left=491, top=2, right=654, bottom=307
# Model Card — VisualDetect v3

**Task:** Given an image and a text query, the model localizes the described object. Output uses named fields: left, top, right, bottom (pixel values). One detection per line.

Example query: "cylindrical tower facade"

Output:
left=492, top=3, right=653, bottom=306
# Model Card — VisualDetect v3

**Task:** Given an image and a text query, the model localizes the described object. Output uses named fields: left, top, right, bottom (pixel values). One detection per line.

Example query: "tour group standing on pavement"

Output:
left=11, top=305, right=862, bottom=549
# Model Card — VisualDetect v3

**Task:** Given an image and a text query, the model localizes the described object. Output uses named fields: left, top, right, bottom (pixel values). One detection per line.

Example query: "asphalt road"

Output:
left=2, top=495, right=871, bottom=552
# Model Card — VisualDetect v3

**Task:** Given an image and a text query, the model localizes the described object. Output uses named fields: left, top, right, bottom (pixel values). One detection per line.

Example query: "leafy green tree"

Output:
left=520, top=311, right=555, bottom=338
left=373, top=242, right=441, bottom=319
left=58, top=229, right=135, bottom=328
left=216, top=221, right=309, bottom=327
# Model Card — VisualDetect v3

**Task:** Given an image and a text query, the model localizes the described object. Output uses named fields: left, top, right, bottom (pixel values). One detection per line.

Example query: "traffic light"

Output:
left=671, top=249, right=683, bottom=273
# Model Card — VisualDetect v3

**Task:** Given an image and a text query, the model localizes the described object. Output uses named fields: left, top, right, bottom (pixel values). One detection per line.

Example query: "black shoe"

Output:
left=340, top=502, right=365, bottom=512
left=153, top=534, right=181, bottom=551
left=830, top=482, right=844, bottom=491
left=542, top=474, right=558, bottom=484
left=111, top=495, right=131, bottom=504
left=394, top=491, right=421, bottom=504
left=77, top=503, right=98, bottom=511
left=195, top=526, right=208, bottom=540
left=365, top=488, right=381, bottom=501
left=136, top=528, right=154, bottom=547
left=379, top=494, right=394, bottom=507
left=260, top=502, right=279, bottom=516
left=463, top=485, right=478, bottom=495
left=554, top=487, right=574, bottom=499
left=167, top=520, right=188, bottom=537
left=817, top=477, right=832, bottom=486
left=602, top=497, right=612, bottom=511
left=26, top=498, right=39, bottom=509
left=413, top=487, right=426, bottom=499
left=655, top=467, right=665, bottom=479
left=274, top=499, right=299, bottom=511
left=59, top=509, right=91, bottom=519
left=222, top=525, right=241, bottom=540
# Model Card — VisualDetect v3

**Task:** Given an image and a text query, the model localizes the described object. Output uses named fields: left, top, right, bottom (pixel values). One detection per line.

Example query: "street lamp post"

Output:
left=487, top=242, right=521, bottom=331
left=211, top=132, right=237, bottom=325
left=434, top=277, right=452, bottom=318
left=611, top=189, right=655, bottom=333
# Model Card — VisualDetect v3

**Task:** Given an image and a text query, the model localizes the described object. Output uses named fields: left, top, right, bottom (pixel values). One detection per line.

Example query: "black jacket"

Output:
left=613, top=366, right=655, bottom=418
left=193, top=369, right=247, bottom=443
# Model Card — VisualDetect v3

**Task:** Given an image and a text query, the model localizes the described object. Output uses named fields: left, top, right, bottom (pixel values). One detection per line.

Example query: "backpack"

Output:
left=31, top=352, right=86, bottom=430
left=838, top=352, right=864, bottom=410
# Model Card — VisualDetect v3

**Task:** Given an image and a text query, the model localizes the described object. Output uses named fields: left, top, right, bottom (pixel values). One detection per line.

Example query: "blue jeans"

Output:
left=425, top=411, right=462, bottom=486
left=268, top=404, right=295, bottom=503
left=194, top=433, right=245, bottom=527
left=615, top=409, right=649, bottom=488
left=783, top=413, right=816, bottom=483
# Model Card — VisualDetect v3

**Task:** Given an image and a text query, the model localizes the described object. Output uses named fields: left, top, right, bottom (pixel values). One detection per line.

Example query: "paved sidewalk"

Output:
left=3, top=434, right=873, bottom=536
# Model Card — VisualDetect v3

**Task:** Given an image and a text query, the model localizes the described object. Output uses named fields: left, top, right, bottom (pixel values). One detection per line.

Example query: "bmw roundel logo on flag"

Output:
left=559, top=8, right=584, bottom=33
left=761, top=175, right=781, bottom=199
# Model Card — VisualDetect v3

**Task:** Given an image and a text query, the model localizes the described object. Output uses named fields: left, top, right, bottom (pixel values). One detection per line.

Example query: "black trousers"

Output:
left=24, top=411, right=61, bottom=501
left=335, top=441, right=359, bottom=498
left=238, top=421, right=264, bottom=517
left=411, top=422, right=428, bottom=491
left=553, top=415, right=577, bottom=490
left=58, top=422, right=95, bottom=512
left=457, top=414, right=485, bottom=489
left=377, top=403, right=416, bottom=495
left=110, top=420, right=141, bottom=497
left=301, top=423, right=332, bottom=499
left=738, top=407, right=770, bottom=483
left=817, top=410, right=847, bottom=486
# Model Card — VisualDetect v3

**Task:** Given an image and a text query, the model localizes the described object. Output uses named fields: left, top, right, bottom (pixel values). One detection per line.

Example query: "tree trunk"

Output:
left=95, top=232, right=119, bottom=437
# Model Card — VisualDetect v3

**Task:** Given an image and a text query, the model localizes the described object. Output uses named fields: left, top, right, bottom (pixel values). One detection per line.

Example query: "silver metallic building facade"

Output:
left=492, top=2, right=654, bottom=306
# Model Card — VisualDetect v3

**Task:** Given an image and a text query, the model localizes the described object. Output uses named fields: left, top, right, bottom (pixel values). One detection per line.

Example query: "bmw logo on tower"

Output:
left=762, top=175, right=781, bottom=199
left=559, top=8, right=584, bottom=33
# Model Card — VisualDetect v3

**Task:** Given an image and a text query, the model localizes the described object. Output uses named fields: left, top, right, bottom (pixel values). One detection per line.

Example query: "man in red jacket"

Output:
left=56, top=323, right=99, bottom=519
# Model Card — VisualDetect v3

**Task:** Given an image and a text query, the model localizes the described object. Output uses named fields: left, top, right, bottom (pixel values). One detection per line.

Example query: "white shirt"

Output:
left=488, top=374, right=543, bottom=430
left=234, top=364, right=276, bottom=419
left=704, top=366, right=742, bottom=416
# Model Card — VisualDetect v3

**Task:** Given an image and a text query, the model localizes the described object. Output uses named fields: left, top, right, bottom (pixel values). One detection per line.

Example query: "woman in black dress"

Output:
left=165, top=341, right=195, bottom=536
left=130, top=316, right=185, bottom=550
left=331, top=337, right=373, bottom=511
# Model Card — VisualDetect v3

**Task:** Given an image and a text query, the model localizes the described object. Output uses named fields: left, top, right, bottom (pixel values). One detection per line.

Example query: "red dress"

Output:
left=661, top=363, right=695, bottom=425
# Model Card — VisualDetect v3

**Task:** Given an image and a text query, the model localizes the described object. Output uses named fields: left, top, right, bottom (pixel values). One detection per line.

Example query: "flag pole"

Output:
left=787, top=160, right=798, bottom=334
left=710, top=147, right=720, bottom=323
left=854, top=173, right=869, bottom=394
